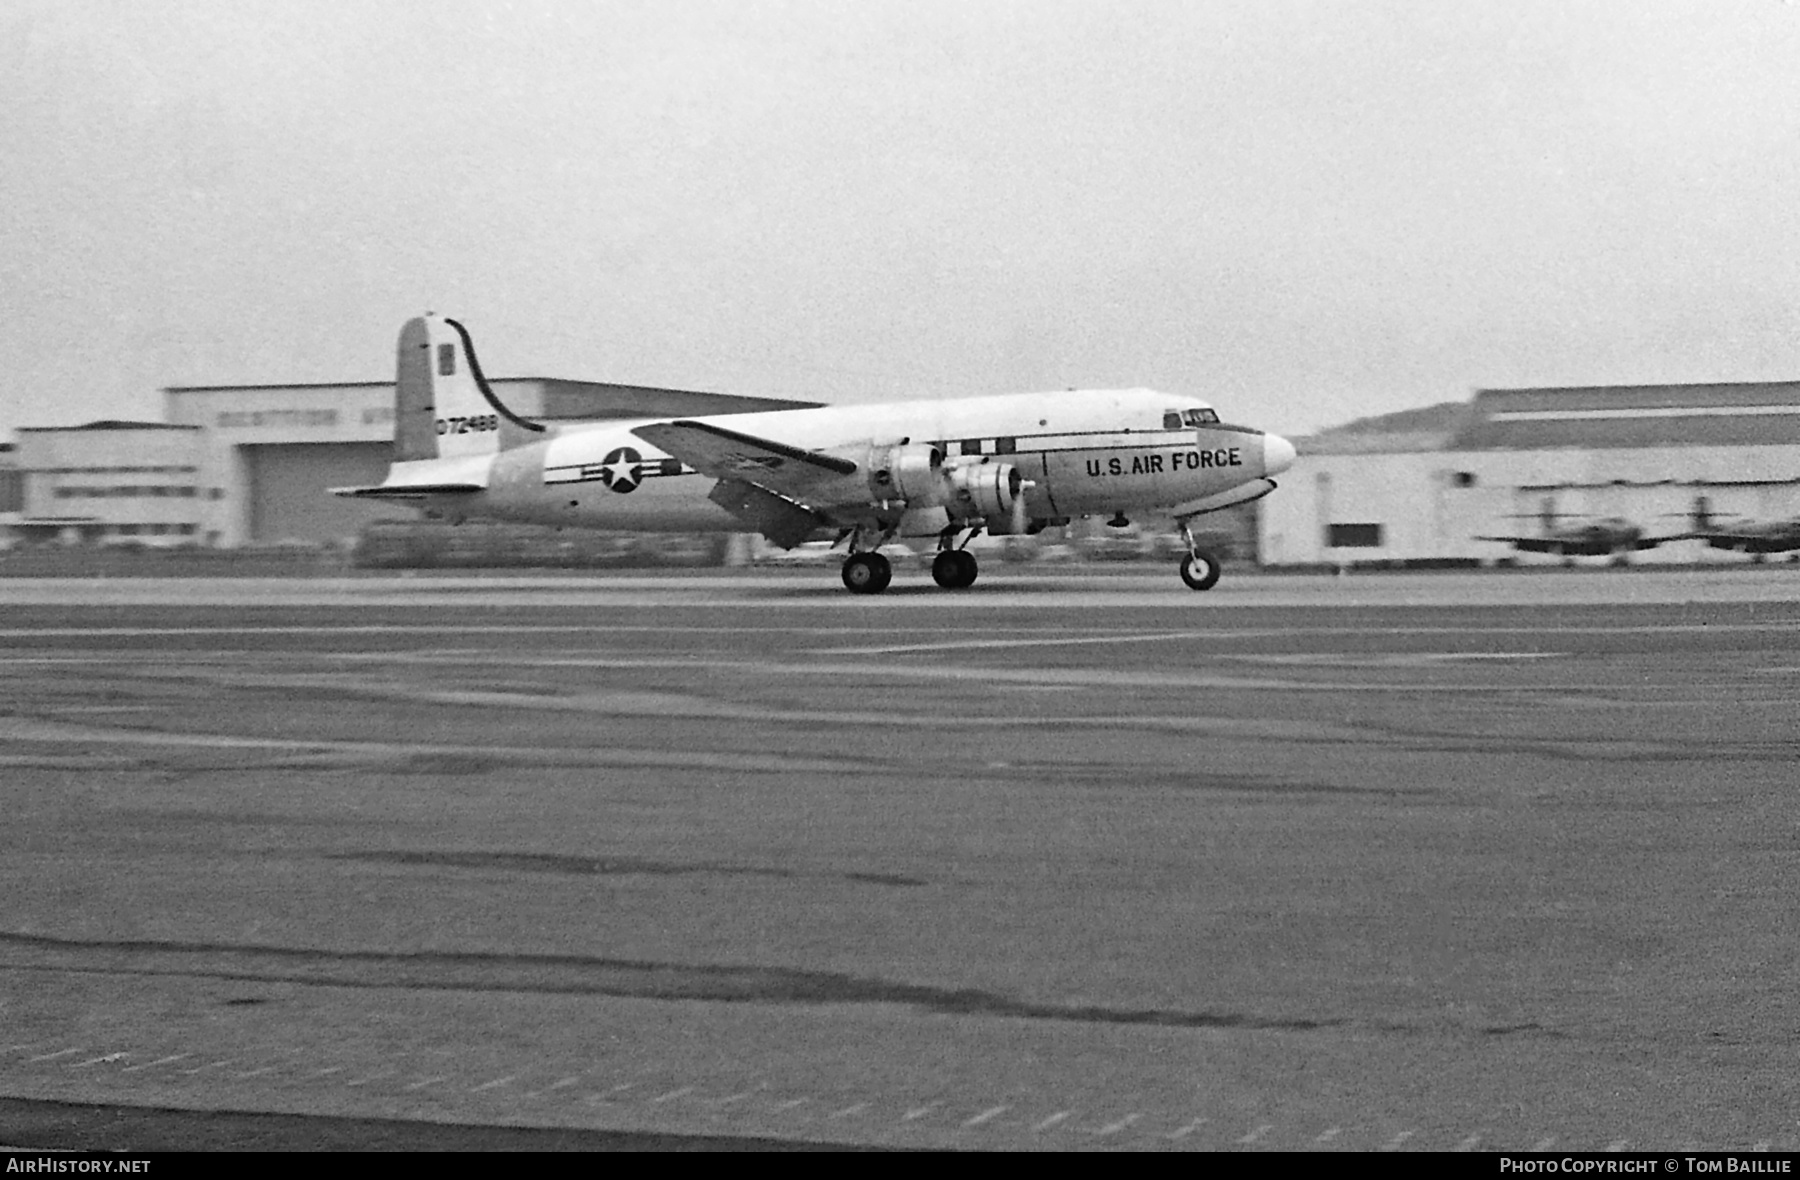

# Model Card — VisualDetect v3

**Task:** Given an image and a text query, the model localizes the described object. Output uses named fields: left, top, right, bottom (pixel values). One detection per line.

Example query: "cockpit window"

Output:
left=1166, top=408, right=1220, bottom=428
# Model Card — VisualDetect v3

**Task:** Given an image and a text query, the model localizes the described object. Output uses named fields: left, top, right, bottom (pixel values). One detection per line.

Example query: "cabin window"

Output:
left=1452, top=471, right=1476, bottom=488
left=1327, top=523, right=1383, bottom=548
left=1163, top=411, right=1182, bottom=429
left=994, top=437, right=1016, bottom=455
left=437, top=343, right=456, bottom=376
left=960, top=439, right=983, bottom=456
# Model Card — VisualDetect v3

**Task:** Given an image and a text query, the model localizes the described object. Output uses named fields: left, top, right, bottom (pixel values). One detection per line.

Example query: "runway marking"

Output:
left=122, top=1054, right=190, bottom=1072
left=471, top=1075, right=516, bottom=1093
left=772, top=1097, right=810, bottom=1112
left=1315, top=1127, right=1341, bottom=1143
left=902, top=1103, right=939, bottom=1121
left=585, top=1083, right=636, bottom=1104
left=179, top=1059, right=234, bottom=1075
left=829, top=1103, right=868, bottom=1119
left=1032, top=1111, right=1074, bottom=1132
left=1607, top=1140, right=1628, bottom=1152
left=713, top=1088, right=760, bottom=1107
left=1457, top=1134, right=1482, bottom=1151
left=1166, top=1118, right=1207, bottom=1141
left=815, top=630, right=1241, bottom=656
left=27, top=1048, right=83, bottom=1062
left=308, top=1066, right=345, bottom=1078
left=72, top=1052, right=128, bottom=1067
left=1381, top=1131, right=1414, bottom=1151
left=1534, top=1138, right=1556, bottom=1151
left=524, top=1076, right=581, bottom=1099
left=964, top=1105, right=1008, bottom=1127
left=1091, top=1113, right=1141, bottom=1136
left=1238, top=1124, right=1272, bottom=1145
left=404, top=1076, right=447, bottom=1091
left=652, top=1085, right=695, bottom=1103
left=233, top=1065, right=277, bottom=1079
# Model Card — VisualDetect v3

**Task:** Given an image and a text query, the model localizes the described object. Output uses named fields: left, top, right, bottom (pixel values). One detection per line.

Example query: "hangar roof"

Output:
left=1451, top=381, right=1800, bottom=450
left=164, top=378, right=822, bottom=422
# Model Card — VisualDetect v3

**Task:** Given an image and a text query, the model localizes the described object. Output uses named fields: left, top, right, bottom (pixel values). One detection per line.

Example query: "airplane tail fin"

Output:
left=393, top=314, right=544, bottom=462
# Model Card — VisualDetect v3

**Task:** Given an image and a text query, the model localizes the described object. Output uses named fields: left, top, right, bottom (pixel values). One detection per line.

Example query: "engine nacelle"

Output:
left=867, top=443, right=943, bottom=503
left=944, top=460, right=1023, bottom=524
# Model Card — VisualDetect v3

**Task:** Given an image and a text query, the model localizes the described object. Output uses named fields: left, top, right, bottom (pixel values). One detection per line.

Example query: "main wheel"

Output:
left=1179, top=548, right=1221, bottom=591
left=841, top=552, right=892, bottom=594
left=931, top=549, right=978, bottom=589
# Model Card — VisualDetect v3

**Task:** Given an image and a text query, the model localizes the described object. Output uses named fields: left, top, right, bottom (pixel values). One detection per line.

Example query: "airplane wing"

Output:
left=1474, top=535, right=1561, bottom=553
left=631, top=420, right=858, bottom=500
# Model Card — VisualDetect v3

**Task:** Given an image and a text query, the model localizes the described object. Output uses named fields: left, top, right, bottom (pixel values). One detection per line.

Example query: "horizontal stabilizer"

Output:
left=331, top=483, right=484, bottom=499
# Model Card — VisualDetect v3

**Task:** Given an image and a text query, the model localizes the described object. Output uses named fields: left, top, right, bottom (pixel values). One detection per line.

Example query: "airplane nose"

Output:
left=1263, top=432, right=1296, bottom=476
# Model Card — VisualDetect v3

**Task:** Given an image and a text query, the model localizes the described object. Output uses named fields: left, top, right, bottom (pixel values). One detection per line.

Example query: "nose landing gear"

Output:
left=1177, top=520, right=1222, bottom=591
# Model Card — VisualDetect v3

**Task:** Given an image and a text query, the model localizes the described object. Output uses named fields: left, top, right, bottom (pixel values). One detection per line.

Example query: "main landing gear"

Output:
left=1177, top=519, right=1222, bottom=591
left=839, top=527, right=983, bottom=594
left=931, top=548, right=978, bottom=590
left=840, top=551, right=892, bottom=594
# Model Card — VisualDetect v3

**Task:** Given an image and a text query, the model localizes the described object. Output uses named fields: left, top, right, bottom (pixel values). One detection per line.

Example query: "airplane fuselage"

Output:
left=417, top=389, right=1282, bottom=538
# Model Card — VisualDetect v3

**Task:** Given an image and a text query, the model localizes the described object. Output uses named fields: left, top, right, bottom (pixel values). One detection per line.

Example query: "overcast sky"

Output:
left=4, top=0, right=1798, bottom=438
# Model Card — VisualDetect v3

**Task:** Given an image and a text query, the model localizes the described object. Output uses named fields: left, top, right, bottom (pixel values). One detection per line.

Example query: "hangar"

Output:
left=1259, top=380, right=1800, bottom=566
left=5, top=378, right=809, bottom=548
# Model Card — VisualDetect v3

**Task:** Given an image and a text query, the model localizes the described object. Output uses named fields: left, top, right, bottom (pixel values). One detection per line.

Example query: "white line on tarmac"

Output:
left=471, top=1076, right=516, bottom=1093
left=829, top=1103, right=868, bottom=1119
left=27, top=1048, right=83, bottom=1063
left=1091, top=1114, right=1141, bottom=1136
left=122, top=1054, right=189, bottom=1073
left=964, top=1106, right=1008, bottom=1127
left=1238, top=1124, right=1272, bottom=1145
left=1166, top=1118, right=1207, bottom=1141
left=1033, top=1111, right=1073, bottom=1132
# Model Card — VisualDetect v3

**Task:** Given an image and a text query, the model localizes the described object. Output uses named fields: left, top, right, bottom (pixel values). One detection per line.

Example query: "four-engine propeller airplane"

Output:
left=336, top=315, right=1296, bottom=592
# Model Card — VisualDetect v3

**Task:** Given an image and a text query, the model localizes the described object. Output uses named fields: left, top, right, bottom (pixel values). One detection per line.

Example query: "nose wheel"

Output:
left=931, top=549, right=979, bottom=589
left=1178, top=547, right=1221, bottom=591
left=841, top=551, right=893, bottom=594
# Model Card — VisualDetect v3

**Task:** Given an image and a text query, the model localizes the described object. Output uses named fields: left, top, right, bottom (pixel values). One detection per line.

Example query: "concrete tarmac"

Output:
left=0, top=567, right=1796, bottom=1150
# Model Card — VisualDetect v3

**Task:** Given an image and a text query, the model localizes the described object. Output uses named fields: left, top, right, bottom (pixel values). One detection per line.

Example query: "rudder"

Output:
left=392, top=314, right=541, bottom=462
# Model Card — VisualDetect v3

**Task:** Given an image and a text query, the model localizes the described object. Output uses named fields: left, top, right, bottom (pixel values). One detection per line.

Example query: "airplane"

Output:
left=336, top=315, right=1296, bottom=593
left=1476, top=498, right=1679, bottom=561
left=1680, top=495, right=1800, bottom=557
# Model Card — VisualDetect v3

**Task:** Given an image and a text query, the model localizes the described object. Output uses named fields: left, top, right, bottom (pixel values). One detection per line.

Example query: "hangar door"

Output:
left=242, top=442, right=401, bottom=544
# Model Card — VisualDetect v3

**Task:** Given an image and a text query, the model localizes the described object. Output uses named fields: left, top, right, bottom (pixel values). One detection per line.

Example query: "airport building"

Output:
left=1259, top=381, right=1800, bottom=566
left=7, top=379, right=807, bottom=548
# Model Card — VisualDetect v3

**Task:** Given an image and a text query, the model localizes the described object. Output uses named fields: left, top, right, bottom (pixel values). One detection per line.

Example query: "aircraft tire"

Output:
left=842, top=552, right=892, bottom=594
left=931, top=550, right=978, bottom=590
left=1179, top=549, right=1221, bottom=591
